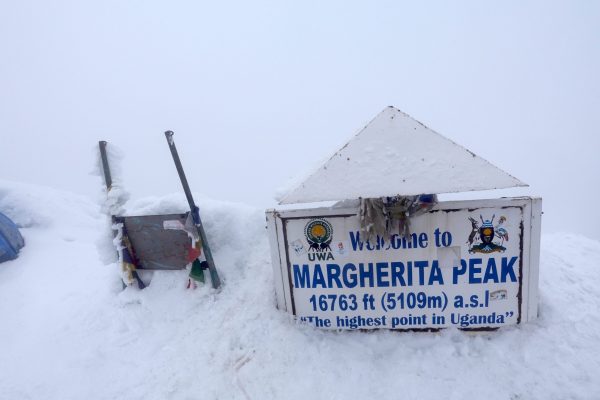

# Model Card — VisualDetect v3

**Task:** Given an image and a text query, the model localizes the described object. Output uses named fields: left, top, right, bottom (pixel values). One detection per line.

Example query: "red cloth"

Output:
left=187, top=246, right=201, bottom=262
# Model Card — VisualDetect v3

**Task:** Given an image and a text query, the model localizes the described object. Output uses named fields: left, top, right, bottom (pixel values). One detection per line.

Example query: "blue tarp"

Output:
left=0, top=212, right=25, bottom=263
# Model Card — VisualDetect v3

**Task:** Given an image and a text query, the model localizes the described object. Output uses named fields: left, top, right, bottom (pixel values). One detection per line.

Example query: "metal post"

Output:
left=98, top=141, right=112, bottom=190
left=164, top=131, right=221, bottom=289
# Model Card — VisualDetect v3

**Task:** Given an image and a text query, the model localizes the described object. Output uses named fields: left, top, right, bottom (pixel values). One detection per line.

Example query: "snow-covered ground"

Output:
left=0, top=179, right=599, bottom=400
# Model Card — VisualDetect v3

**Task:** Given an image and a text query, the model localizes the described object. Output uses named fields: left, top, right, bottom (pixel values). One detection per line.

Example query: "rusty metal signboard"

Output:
left=267, top=197, right=542, bottom=330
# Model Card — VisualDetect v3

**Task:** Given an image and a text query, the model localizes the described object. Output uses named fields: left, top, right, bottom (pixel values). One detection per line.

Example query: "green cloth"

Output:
left=189, top=259, right=205, bottom=283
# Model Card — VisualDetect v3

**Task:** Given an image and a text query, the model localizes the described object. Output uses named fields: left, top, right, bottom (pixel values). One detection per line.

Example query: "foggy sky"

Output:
left=1, top=1, right=599, bottom=239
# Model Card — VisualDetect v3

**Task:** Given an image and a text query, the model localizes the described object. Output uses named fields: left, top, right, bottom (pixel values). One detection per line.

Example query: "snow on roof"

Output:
left=278, top=106, right=527, bottom=204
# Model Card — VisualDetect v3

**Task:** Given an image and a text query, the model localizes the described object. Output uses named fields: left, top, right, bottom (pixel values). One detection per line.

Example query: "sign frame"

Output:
left=266, top=196, right=542, bottom=329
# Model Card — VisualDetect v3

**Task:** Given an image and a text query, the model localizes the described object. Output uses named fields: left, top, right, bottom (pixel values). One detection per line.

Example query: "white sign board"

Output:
left=267, top=197, right=542, bottom=330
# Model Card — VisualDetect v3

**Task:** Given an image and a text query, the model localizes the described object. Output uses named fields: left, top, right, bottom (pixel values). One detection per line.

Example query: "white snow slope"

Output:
left=0, top=179, right=599, bottom=400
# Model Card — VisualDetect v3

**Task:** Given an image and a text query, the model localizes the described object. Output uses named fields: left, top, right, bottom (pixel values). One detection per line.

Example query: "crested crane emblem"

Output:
left=467, top=215, right=508, bottom=254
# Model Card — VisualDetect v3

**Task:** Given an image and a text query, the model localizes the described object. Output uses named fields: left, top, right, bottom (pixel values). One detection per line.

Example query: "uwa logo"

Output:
left=304, top=219, right=335, bottom=261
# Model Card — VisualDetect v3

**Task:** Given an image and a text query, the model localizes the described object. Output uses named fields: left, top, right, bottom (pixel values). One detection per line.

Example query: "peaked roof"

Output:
left=278, top=107, right=527, bottom=204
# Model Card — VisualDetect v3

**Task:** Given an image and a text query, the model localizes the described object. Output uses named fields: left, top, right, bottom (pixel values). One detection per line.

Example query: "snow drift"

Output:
left=0, top=179, right=598, bottom=400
